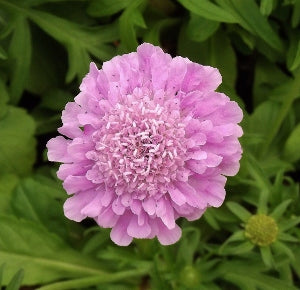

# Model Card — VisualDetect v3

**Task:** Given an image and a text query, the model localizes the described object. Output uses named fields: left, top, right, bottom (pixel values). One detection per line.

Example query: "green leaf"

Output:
left=40, top=89, right=72, bottom=111
left=0, top=106, right=36, bottom=176
left=244, top=101, right=280, bottom=153
left=260, top=72, right=300, bottom=156
left=0, top=45, right=7, bottom=59
left=0, top=78, right=9, bottom=119
left=6, top=269, right=24, bottom=290
left=37, top=269, right=150, bottom=290
left=270, top=199, right=292, bottom=219
left=27, top=9, right=118, bottom=82
left=204, top=208, right=220, bottom=230
left=119, top=0, right=146, bottom=52
left=177, top=227, right=200, bottom=265
left=219, top=231, right=245, bottom=254
left=216, top=0, right=284, bottom=52
left=277, top=232, right=299, bottom=243
left=144, top=18, right=179, bottom=46
left=11, top=178, right=69, bottom=238
left=177, top=0, right=237, bottom=23
left=87, top=0, right=132, bottom=17
left=292, top=0, right=300, bottom=27
left=0, top=264, right=4, bottom=288
left=0, top=174, right=18, bottom=214
left=23, top=0, right=83, bottom=6
left=283, top=124, right=300, bottom=162
left=272, top=241, right=295, bottom=261
left=220, top=241, right=254, bottom=255
left=279, top=216, right=300, bottom=231
left=226, top=202, right=252, bottom=222
left=186, top=13, right=219, bottom=42
left=224, top=270, right=298, bottom=290
left=287, top=35, right=300, bottom=71
left=0, top=1, right=118, bottom=82
left=25, top=30, right=65, bottom=96
left=260, top=0, right=275, bottom=16
left=8, top=15, right=31, bottom=104
left=260, top=246, right=274, bottom=268
left=0, top=215, right=107, bottom=285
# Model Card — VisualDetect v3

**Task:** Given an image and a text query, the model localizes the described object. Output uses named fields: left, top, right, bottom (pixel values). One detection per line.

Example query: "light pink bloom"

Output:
left=47, top=43, right=243, bottom=246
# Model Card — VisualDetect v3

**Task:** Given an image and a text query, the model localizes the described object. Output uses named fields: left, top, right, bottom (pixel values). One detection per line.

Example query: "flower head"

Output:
left=245, top=214, right=278, bottom=246
left=47, top=43, right=243, bottom=246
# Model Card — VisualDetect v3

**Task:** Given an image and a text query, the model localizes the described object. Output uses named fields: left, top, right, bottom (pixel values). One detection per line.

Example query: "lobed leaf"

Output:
left=0, top=215, right=107, bottom=285
left=0, top=106, right=36, bottom=176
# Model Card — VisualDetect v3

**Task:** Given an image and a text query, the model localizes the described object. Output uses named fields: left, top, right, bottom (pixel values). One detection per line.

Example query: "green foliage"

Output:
left=0, top=0, right=299, bottom=289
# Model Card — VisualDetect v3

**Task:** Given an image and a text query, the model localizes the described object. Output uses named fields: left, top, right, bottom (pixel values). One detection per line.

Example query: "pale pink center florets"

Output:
left=85, top=89, right=188, bottom=199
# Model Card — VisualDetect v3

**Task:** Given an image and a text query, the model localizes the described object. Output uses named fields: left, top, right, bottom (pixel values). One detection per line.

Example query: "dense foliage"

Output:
left=0, top=0, right=299, bottom=289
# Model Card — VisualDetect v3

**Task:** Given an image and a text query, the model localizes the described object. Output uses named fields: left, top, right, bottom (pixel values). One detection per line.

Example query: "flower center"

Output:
left=245, top=214, right=278, bottom=246
left=86, top=91, right=187, bottom=198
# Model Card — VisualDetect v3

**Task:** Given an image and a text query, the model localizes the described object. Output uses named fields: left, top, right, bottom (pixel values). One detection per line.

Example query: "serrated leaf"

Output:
left=0, top=106, right=36, bottom=176
left=11, top=178, right=69, bottom=238
left=226, top=202, right=252, bottom=222
left=177, top=0, right=237, bottom=23
left=0, top=1, right=118, bottom=83
left=8, top=16, right=31, bottom=104
left=27, top=9, right=118, bottom=82
left=87, top=0, right=132, bottom=17
left=0, top=215, right=107, bottom=285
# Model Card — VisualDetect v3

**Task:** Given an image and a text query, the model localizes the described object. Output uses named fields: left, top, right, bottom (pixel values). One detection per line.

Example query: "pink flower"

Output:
left=47, top=43, right=243, bottom=246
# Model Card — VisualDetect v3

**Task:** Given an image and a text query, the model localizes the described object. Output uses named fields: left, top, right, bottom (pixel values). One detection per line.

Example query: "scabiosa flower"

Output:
left=47, top=43, right=243, bottom=246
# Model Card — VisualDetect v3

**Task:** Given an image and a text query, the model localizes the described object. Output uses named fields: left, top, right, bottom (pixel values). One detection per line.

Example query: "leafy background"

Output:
left=0, top=0, right=299, bottom=289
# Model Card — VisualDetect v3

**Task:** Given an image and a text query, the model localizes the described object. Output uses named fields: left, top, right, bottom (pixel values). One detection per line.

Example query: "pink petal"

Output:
left=63, top=190, right=96, bottom=222
left=142, top=197, right=156, bottom=215
left=166, top=56, right=187, bottom=94
left=63, top=175, right=93, bottom=194
left=168, top=186, right=186, bottom=206
left=47, top=136, right=72, bottom=163
left=156, top=220, right=182, bottom=245
left=57, top=162, right=90, bottom=180
left=110, top=214, right=133, bottom=246
left=127, top=214, right=151, bottom=238
left=81, top=192, right=102, bottom=217
left=97, top=207, right=119, bottom=228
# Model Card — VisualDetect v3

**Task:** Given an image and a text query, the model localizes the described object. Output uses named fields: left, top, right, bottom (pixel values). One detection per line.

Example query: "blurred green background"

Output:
left=0, top=0, right=299, bottom=289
